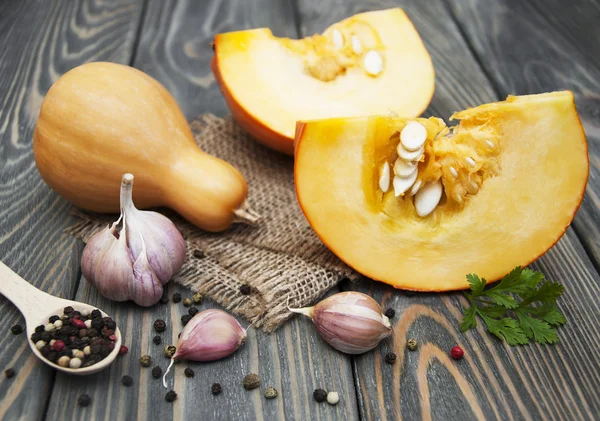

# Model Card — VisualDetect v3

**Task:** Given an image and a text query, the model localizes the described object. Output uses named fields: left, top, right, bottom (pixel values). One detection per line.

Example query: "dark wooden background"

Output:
left=1, top=1, right=599, bottom=420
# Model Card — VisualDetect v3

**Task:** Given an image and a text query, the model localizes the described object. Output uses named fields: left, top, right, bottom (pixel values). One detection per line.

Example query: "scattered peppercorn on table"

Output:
left=1, top=1, right=600, bottom=420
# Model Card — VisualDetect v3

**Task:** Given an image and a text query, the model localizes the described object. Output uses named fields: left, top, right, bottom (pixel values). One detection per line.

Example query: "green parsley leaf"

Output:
left=466, top=273, right=486, bottom=295
left=479, top=313, right=529, bottom=345
left=460, top=305, right=477, bottom=332
left=514, top=310, right=559, bottom=345
left=459, top=266, right=566, bottom=346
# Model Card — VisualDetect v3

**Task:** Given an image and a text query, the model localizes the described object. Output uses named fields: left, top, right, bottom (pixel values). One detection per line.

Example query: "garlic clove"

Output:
left=289, top=291, right=391, bottom=354
left=81, top=219, right=133, bottom=302
left=131, top=237, right=165, bottom=307
left=174, top=309, right=247, bottom=361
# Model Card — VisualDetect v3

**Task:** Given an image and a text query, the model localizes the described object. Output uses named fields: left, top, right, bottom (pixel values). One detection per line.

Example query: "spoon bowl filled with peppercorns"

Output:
left=0, top=261, right=122, bottom=375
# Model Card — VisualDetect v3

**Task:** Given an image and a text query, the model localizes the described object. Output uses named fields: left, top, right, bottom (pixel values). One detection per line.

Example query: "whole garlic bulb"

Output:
left=289, top=291, right=392, bottom=354
left=81, top=174, right=186, bottom=306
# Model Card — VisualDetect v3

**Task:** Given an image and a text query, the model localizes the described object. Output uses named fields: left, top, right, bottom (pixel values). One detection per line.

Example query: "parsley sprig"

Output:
left=460, top=267, right=566, bottom=345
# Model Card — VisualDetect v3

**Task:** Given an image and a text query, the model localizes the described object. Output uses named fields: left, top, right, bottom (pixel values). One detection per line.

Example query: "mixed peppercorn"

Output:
left=29, top=307, right=118, bottom=369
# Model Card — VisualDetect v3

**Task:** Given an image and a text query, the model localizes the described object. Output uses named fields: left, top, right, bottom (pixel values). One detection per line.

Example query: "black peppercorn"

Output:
left=172, top=293, right=181, bottom=303
left=211, top=383, right=222, bottom=395
left=121, top=375, right=133, bottom=386
left=35, top=325, right=45, bottom=333
left=64, top=306, right=74, bottom=315
left=313, top=388, right=327, bottom=402
left=159, top=289, right=169, bottom=304
left=91, top=309, right=101, bottom=319
left=188, top=307, right=199, bottom=317
left=181, top=315, right=192, bottom=326
left=31, top=332, right=42, bottom=343
left=193, top=249, right=205, bottom=259
left=384, top=352, right=397, bottom=364
left=384, top=308, right=395, bottom=319
left=242, top=373, right=260, bottom=390
left=41, top=332, right=52, bottom=342
left=4, top=368, right=15, bottom=379
left=239, top=284, right=251, bottom=295
left=91, top=319, right=103, bottom=331
left=10, top=324, right=23, bottom=335
left=153, top=335, right=162, bottom=345
left=106, top=320, right=116, bottom=330
left=48, top=315, right=60, bottom=324
left=140, top=355, right=152, bottom=367
left=77, top=394, right=91, bottom=407
left=153, top=319, right=166, bottom=333
left=165, top=390, right=178, bottom=402
left=184, top=368, right=195, bottom=378
left=152, top=366, right=162, bottom=378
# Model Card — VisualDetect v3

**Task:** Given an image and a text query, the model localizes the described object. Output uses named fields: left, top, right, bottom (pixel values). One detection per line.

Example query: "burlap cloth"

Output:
left=66, top=115, right=356, bottom=332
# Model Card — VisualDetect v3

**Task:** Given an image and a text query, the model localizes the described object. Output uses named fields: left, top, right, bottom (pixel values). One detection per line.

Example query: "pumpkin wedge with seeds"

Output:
left=294, top=91, right=589, bottom=291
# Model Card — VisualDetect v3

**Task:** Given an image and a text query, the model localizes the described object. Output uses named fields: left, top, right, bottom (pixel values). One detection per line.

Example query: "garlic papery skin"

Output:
left=174, top=309, right=247, bottom=361
left=289, top=292, right=392, bottom=354
left=81, top=173, right=186, bottom=306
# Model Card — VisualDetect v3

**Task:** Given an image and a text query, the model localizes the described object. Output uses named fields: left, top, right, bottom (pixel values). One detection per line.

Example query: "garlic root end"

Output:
left=288, top=306, right=315, bottom=319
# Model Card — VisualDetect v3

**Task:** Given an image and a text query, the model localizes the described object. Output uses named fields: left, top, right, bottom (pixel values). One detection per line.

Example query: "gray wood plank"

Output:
left=446, top=0, right=600, bottom=273
left=0, top=1, right=144, bottom=420
left=46, top=1, right=359, bottom=420
left=296, top=0, right=600, bottom=420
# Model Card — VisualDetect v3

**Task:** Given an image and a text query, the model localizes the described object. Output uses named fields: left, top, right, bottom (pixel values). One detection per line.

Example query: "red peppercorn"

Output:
left=450, top=345, right=464, bottom=360
left=52, top=340, right=65, bottom=352
left=109, top=334, right=118, bottom=342
left=119, top=345, right=128, bottom=355
left=72, top=319, right=86, bottom=329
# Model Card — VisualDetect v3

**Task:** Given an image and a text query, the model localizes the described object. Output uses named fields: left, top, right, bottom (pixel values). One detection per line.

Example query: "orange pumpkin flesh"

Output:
left=295, top=92, right=589, bottom=291
left=212, top=8, right=434, bottom=155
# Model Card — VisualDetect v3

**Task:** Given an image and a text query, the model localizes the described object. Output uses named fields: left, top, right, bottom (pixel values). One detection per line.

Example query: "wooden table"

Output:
left=1, top=1, right=599, bottom=420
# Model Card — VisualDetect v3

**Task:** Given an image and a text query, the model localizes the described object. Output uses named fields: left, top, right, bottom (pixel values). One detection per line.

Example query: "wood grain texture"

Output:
left=446, top=0, right=600, bottom=272
left=296, top=0, right=600, bottom=419
left=46, top=1, right=359, bottom=420
left=0, top=1, right=143, bottom=420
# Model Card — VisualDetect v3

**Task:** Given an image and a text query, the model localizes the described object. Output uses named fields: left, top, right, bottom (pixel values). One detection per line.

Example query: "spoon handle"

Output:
left=0, top=260, right=66, bottom=322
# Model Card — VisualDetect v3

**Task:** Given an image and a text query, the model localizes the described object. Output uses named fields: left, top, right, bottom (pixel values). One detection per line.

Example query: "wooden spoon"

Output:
left=0, top=260, right=122, bottom=376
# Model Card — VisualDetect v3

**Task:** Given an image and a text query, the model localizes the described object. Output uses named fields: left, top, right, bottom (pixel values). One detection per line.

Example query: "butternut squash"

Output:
left=33, top=62, right=257, bottom=232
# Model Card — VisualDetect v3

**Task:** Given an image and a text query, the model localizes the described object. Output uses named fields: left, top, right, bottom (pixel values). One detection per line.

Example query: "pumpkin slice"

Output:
left=212, top=8, right=434, bottom=155
left=294, top=91, right=589, bottom=291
